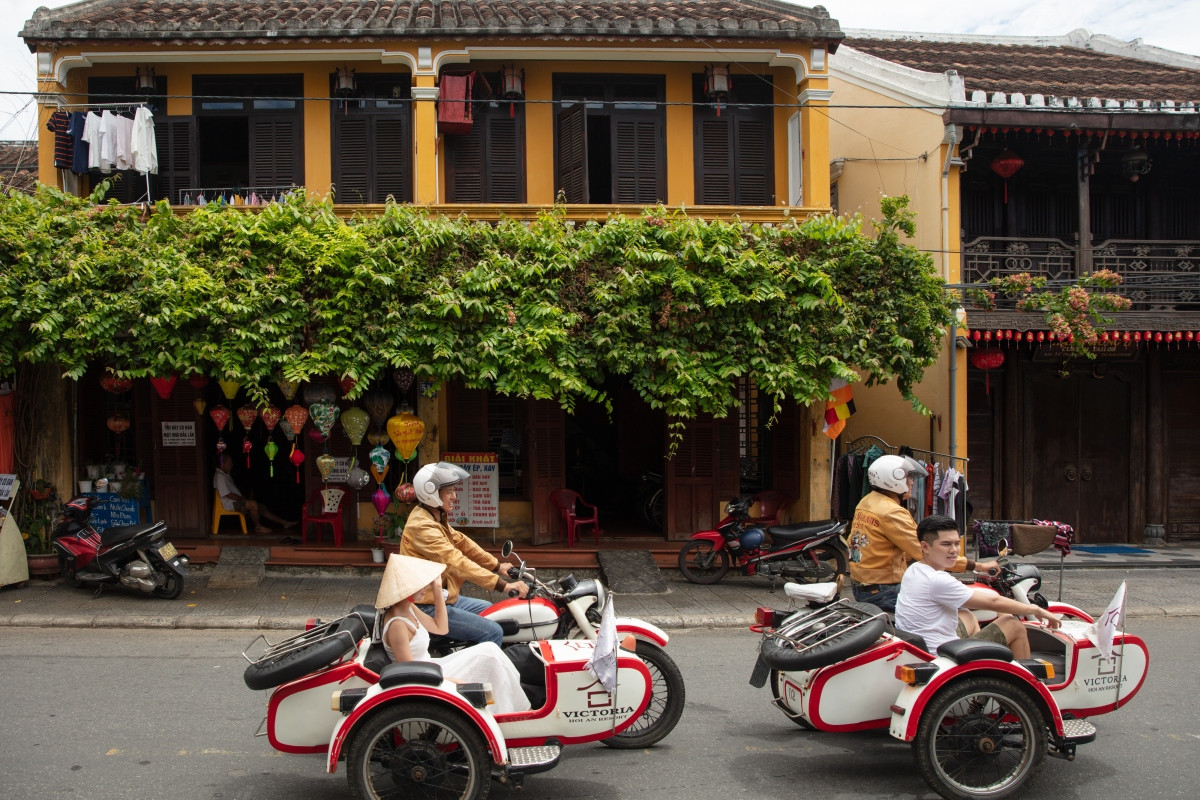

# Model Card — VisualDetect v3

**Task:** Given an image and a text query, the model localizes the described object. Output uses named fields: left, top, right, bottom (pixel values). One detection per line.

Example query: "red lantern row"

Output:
left=969, top=329, right=1199, bottom=344
left=968, top=125, right=1200, bottom=141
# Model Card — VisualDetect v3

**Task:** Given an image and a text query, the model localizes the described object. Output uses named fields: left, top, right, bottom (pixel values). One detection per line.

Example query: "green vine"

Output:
left=1, top=186, right=955, bottom=421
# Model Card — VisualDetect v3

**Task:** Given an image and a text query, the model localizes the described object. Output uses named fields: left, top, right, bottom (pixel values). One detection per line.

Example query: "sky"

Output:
left=2, top=0, right=1200, bottom=140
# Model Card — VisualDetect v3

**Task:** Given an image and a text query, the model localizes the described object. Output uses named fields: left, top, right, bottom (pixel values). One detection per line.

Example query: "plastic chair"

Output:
left=549, top=489, right=602, bottom=547
left=750, top=490, right=790, bottom=526
left=301, top=488, right=347, bottom=547
left=211, top=488, right=248, bottom=535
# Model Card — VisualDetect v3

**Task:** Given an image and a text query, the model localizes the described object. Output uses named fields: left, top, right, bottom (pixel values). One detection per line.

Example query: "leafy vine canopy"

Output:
left=0, top=186, right=954, bottom=418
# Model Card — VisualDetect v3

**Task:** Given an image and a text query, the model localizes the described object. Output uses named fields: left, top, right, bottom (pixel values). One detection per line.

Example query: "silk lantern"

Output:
left=347, top=464, right=371, bottom=490
left=394, top=482, right=417, bottom=503
left=309, top=401, right=340, bottom=441
left=289, top=444, right=306, bottom=483
left=100, top=374, right=133, bottom=394
left=209, top=405, right=231, bottom=432
left=187, top=373, right=210, bottom=390
left=218, top=378, right=240, bottom=400
left=279, top=419, right=295, bottom=442
left=393, top=368, right=416, bottom=394
left=316, top=452, right=336, bottom=483
left=242, top=437, right=253, bottom=466
left=340, top=406, right=370, bottom=447
left=339, top=376, right=357, bottom=397
left=369, top=445, right=391, bottom=486
left=276, top=378, right=300, bottom=402
left=304, top=382, right=335, bottom=406
left=970, top=348, right=1006, bottom=395
left=387, top=411, right=425, bottom=462
left=989, top=149, right=1025, bottom=203
left=363, top=388, right=393, bottom=428
left=150, top=375, right=177, bottom=399
left=264, top=440, right=279, bottom=477
left=236, top=405, right=258, bottom=466
left=193, top=397, right=207, bottom=416
left=284, top=405, right=309, bottom=437
left=372, top=487, right=391, bottom=516
left=260, top=405, right=281, bottom=432
left=367, top=429, right=389, bottom=447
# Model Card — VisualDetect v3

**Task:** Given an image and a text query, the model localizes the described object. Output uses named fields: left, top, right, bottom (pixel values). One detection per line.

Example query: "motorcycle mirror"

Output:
left=501, top=540, right=513, bottom=558
left=996, top=538, right=1010, bottom=559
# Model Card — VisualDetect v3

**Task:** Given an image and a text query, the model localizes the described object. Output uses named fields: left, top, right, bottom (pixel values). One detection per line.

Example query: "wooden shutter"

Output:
left=665, top=416, right=719, bottom=540
left=448, top=384, right=488, bottom=452
left=250, top=117, right=301, bottom=188
left=695, top=113, right=771, bottom=206
left=150, top=388, right=207, bottom=536
left=556, top=104, right=588, bottom=203
left=446, top=117, right=486, bottom=202
left=485, top=115, right=523, bottom=203
left=696, top=118, right=734, bottom=204
left=613, top=116, right=661, bottom=204
left=374, top=116, right=410, bottom=203
left=332, top=116, right=371, bottom=203
left=771, top=400, right=803, bottom=511
left=733, top=118, right=771, bottom=205
left=156, top=117, right=194, bottom=204
left=528, top=399, right=565, bottom=545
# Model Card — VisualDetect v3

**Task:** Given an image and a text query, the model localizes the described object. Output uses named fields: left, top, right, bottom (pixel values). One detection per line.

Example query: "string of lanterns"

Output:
left=968, top=329, right=1199, bottom=345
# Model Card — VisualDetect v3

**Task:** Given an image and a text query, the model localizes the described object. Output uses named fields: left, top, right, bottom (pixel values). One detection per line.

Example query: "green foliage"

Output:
left=0, top=186, right=954, bottom=419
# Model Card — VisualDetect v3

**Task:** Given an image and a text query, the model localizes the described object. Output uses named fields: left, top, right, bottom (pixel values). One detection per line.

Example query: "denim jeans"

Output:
left=852, top=582, right=901, bottom=613
left=418, top=595, right=503, bottom=646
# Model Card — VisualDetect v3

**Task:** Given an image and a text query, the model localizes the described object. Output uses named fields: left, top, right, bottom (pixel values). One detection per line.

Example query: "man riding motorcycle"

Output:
left=847, top=454, right=996, bottom=612
left=399, top=461, right=530, bottom=645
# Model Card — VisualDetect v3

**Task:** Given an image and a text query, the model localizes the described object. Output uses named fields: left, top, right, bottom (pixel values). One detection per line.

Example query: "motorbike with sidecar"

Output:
left=749, top=581, right=1149, bottom=800
left=242, top=602, right=678, bottom=798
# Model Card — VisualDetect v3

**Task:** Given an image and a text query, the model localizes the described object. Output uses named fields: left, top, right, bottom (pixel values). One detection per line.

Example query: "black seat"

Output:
left=100, top=521, right=162, bottom=546
left=379, top=661, right=443, bottom=688
left=892, top=628, right=928, bottom=653
left=937, top=638, right=1013, bottom=663
left=768, top=519, right=844, bottom=545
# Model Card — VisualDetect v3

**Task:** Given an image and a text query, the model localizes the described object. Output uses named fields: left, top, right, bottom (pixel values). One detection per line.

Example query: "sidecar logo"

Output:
left=579, top=678, right=612, bottom=708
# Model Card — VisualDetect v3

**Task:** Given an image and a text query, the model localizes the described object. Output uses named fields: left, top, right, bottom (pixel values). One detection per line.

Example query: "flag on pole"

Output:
left=587, top=593, right=619, bottom=692
left=823, top=378, right=856, bottom=440
left=1086, top=581, right=1127, bottom=661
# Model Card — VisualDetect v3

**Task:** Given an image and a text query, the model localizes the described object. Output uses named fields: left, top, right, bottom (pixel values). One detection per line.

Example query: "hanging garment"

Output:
left=112, top=113, right=135, bottom=171
left=82, top=112, right=104, bottom=171
left=67, top=112, right=89, bottom=174
left=98, top=110, right=120, bottom=172
left=131, top=107, right=158, bottom=174
left=46, top=111, right=72, bottom=169
left=859, top=445, right=885, bottom=499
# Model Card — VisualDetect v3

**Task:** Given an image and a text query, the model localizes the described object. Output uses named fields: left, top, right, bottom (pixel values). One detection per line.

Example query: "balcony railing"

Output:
left=963, top=236, right=1200, bottom=312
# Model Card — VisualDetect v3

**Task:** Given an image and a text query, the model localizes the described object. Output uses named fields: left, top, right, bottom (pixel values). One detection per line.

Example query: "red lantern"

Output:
left=289, top=444, right=306, bottom=484
left=1132, top=332, right=1141, bottom=342
left=1004, top=330, right=1013, bottom=340
left=1036, top=331, right=1046, bottom=342
left=1024, top=331, right=1034, bottom=342
left=970, top=348, right=1006, bottom=395
left=150, top=375, right=177, bottom=400
left=1154, top=332, right=1164, bottom=343
left=983, top=331, right=993, bottom=341
left=1100, top=332, right=1109, bottom=342
left=989, top=149, right=1025, bottom=203
left=100, top=374, right=133, bottom=394
left=1144, top=330, right=1152, bottom=342
left=1122, top=332, right=1131, bottom=342
left=1188, top=332, right=1196, bottom=342
left=107, top=412, right=131, bottom=458
left=187, top=373, right=210, bottom=390
left=339, top=376, right=357, bottom=396
left=209, top=405, right=231, bottom=432
left=972, top=330, right=981, bottom=341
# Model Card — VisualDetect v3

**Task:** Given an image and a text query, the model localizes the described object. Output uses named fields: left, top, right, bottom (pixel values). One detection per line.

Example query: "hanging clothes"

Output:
left=859, top=445, right=885, bottom=499
left=82, top=112, right=104, bottom=171
left=67, top=111, right=89, bottom=174
left=131, top=107, right=158, bottom=174
left=46, top=111, right=72, bottom=169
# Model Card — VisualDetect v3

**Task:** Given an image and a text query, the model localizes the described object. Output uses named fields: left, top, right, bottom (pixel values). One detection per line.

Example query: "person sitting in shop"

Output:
left=213, top=453, right=295, bottom=534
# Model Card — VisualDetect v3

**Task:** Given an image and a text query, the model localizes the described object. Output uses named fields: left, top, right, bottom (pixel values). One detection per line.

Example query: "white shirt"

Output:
left=131, top=107, right=158, bottom=174
left=895, top=561, right=973, bottom=653
left=82, top=112, right=104, bottom=171
left=213, top=469, right=239, bottom=511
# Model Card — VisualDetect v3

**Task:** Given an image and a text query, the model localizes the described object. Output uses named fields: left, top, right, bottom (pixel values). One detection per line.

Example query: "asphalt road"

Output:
left=1, top=621, right=1194, bottom=800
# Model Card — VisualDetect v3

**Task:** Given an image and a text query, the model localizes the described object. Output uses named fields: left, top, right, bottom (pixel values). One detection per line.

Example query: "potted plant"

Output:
left=373, top=507, right=408, bottom=557
left=21, top=479, right=61, bottom=578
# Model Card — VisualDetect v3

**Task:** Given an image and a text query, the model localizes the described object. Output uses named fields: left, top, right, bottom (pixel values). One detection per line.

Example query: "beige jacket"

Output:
left=399, top=505, right=503, bottom=604
left=847, top=490, right=967, bottom=585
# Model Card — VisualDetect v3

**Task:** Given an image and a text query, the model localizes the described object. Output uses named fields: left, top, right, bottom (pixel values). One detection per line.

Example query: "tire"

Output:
left=243, top=615, right=367, bottom=691
left=602, top=641, right=685, bottom=749
left=914, top=676, right=1047, bottom=800
left=346, top=701, right=490, bottom=800
left=677, top=540, right=731, bottom=585
left=770, top=669, right=815, bottom=730
left=784, top=544, right=849, bottom=585
left=152, top=570, right=184, bottom=599
left=58, top=555, right=83, bottom=588
left=759, top=613, right=887, bottom=672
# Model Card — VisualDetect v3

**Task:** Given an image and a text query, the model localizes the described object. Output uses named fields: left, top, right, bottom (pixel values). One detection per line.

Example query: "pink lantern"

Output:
left=150, top=375, right=177, bottom=399
left=187, top=374, right=210, bottom=390
left=372, top=487, right=391, bottom=516
left=260, top=405, right=281, bottom=432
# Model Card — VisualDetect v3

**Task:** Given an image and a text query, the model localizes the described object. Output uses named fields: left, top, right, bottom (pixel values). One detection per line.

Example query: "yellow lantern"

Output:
left=340, top=406, right=370, bottom=446
left=218, top=378, right=241, bottom=400
left=193, top=397, right=207, bottom=416
left=387, top=411, right=425, bottom=462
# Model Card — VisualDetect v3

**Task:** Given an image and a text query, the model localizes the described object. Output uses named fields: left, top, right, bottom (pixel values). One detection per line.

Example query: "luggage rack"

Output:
left=766, top=599, right=886, bottom=653
left=241, top=608, right=371, bottom=665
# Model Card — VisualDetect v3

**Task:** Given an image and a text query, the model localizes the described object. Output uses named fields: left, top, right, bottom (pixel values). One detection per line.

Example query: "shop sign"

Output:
left=441, top=452, right=499, bottom=529
left=0, top=474, right=15, bottom=502
left=85, top=494, right=141, bottom=531
left=161, top=421, right=197, bottom=447
left=328, top=457, right=352, bottom=484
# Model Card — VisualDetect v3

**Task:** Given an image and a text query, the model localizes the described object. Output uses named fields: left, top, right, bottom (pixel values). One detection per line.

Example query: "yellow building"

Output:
left=22, top=0, right=846, bottom=545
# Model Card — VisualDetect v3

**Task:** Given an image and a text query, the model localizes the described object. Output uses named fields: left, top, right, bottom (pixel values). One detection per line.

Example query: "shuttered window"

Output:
left=330, top=76, right=412, bottom=204
left=693, top=76, right=774, bottom=206
left=446, top=102, right=525, bottom=203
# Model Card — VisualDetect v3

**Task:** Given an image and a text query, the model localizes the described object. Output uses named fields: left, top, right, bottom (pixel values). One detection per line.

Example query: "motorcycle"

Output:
left=50, top=495, right=188, bottom=599
left=677, top=495, right=849, bottom=586
left=429, top=540, right=685, bottom=749
left=968, top=543, right=1095, bottom=624
left=242, top=603, right=678, bottom=799
left=748, top=581, right=1149, bottom=800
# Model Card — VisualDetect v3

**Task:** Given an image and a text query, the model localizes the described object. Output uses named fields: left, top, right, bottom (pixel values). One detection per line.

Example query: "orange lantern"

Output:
left=284, top=405, right=309, bottom=436
left=193, top=397, right=207, bottom=416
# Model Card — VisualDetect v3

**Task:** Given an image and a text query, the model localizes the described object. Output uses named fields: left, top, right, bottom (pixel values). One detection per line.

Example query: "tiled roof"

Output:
left=844, top=35, right=1200, bottom=106
left=22, top=1, right=843, bottom=47
left=0, top=141, right=38, bottom=193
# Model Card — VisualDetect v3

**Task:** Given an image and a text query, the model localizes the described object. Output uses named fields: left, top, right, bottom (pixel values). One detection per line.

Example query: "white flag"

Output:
left=587, top=593, right=618, bottom=693
left=1087, top=581, right=1127, bottom=661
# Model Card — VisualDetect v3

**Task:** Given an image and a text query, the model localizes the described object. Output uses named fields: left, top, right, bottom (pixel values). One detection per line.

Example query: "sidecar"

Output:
left=750, top=586, right=1149, bottom=800
left=242, top=606, right=660, bottom=799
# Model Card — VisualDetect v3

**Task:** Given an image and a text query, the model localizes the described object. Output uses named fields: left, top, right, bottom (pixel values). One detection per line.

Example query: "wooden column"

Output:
left=1144, top=349, right=1166, bottom=542
left=1002, top=354, right=1022, bottom=519
left=1076, top=144, right=1093, bottom=274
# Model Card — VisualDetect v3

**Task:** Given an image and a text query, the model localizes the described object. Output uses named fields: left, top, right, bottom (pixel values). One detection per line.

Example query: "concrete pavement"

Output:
left=2, top=544, right=1199, bottom=631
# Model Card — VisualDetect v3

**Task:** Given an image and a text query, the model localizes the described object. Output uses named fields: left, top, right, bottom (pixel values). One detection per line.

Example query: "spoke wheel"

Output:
left=602, top=641, right=685, bottom=749
left=784, top=544, right=849, bottom=585
left=677, top=540, right=730, bottom=584
left=914, top=677, right=1047, bottom=800
left=347, top=701, right=490, bottom=800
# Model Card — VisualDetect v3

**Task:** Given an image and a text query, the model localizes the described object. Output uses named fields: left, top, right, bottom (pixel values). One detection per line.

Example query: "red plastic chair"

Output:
left=301, top=488, right=346, bottom=547
left=750, top=490, right=790, bottom=526
left=549, top=489, right=602, bottom=547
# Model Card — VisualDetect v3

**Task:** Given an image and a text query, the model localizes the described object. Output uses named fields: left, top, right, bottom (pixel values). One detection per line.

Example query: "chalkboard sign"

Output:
left=84, top=493, right=142, bottom=532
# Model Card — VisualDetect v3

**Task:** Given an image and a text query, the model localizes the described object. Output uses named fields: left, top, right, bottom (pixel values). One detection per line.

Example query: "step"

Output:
left=1061, top=718, right=1097, bottom=743
left=506, top=743, right=562, bottom=774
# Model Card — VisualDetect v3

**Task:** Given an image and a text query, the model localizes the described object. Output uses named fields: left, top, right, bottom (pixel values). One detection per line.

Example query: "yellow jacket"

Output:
left=399, top=505, right=503, bottom=604
left=847, top=491, right=967, bottom=585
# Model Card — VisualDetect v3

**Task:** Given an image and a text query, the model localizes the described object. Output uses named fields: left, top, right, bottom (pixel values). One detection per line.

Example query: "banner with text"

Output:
left=440, top=452, right=499, bottom=528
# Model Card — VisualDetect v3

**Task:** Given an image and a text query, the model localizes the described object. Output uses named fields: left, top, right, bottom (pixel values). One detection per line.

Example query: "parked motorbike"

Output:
left=969, top=542, right=1095, bottom=624
left=430, top=540, right=684, bottom=748
left=51, top=495, right=188, bottom=598
left=748, top=582, right=1148, bottom=800
left=677, top=495, right=849, bottom=585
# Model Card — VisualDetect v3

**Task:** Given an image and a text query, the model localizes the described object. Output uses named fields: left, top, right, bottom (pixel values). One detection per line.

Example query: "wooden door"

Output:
left=528, top=399, right=564, bottom=545
left=1023, top=365, right=1137, bottom=542
left=149, top=389, right=207, bottom=536
left=1166, top=375, right=1200, bottom=541
left=664, top=415, right=734, bottom=541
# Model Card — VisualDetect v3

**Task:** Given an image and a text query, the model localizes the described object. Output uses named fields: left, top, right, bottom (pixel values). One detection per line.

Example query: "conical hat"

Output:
left=375, top=554, right=446, bottom=610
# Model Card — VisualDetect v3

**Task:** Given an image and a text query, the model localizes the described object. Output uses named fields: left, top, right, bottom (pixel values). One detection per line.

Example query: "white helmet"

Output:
left=413, top=461, right=470, bottom=507
left=867, top=455, right=924, bottom=495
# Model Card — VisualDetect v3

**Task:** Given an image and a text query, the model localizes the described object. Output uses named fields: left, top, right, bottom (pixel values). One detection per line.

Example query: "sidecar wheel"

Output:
left=914, top=677, right=1047, bottom=800
left=346, top=701, right=490, bottom=800
left=602, top=641, right=685, bottom=749
left=677, top=540, right=730, bottom=584
left=759, top=613, right=887, bottom=672
left=243, top=615, right=367, bottom=690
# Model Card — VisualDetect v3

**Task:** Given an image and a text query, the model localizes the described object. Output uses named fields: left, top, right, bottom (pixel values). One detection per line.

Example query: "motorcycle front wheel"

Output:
left=914, top=676, right=1047, bottom=800
left=677, top=540, right=731, bottom=584
left=346, top=701, right=489, bottom=800
left=602, top=641, right=685, bottom=749
left=784, top=543, right=849, bottom=585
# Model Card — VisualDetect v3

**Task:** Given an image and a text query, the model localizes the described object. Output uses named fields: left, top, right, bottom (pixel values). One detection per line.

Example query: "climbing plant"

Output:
left=1, top=185, right=958, bottom=418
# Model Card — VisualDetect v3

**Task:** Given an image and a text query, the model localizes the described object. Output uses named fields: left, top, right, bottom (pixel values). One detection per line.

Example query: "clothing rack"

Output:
left=176, top=185, right=299, bottom=206
left=843, top=434, right=968, bottom=467
left=50, top=103, right=155, bottom=203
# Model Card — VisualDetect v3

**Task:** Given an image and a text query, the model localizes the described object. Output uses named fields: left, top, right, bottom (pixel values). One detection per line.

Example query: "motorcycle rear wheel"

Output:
left=602, top=641, right=685, bottom=749
left=914, top=676, right=1047, bottom=800
left=58, top=554, right=83, bottom=588
left=677, top=540, right=731, bottom=584
left=783, top=543, right=849, bottom=585
left=152, top=570, right=184, bottom=599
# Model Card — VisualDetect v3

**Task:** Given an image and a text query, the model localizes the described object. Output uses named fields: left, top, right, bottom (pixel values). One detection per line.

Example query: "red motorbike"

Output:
left=677, top=495, right=848, bottom=585
left=51, top=495, right=188, bottom=598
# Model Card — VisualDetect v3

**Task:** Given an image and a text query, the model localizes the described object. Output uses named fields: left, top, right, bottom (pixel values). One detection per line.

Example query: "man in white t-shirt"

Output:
left=895, top=515, right=1060, bottom=657
left=213, top=453, right=295, bottom=534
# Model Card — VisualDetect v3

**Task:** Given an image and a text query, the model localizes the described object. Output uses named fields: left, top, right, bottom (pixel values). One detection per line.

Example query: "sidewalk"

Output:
left=2, top=544, right=1199, bottom=631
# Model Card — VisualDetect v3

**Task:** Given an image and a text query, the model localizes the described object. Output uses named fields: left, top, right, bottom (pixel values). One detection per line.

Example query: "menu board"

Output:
left=440, top=452, right=499, bottom=529
left=85, top=494, right=142, bottom=532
